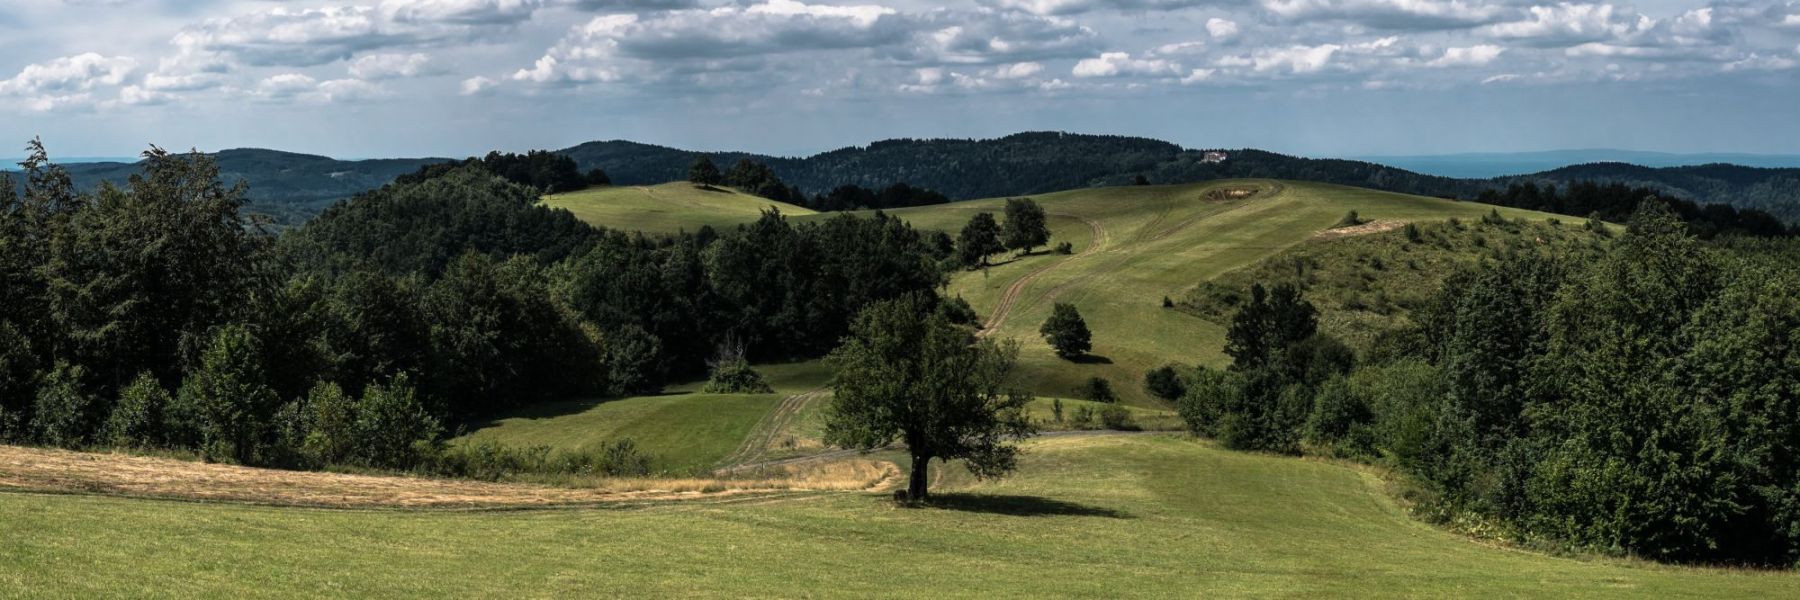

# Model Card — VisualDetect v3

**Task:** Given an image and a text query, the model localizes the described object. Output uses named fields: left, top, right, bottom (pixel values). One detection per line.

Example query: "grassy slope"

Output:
left=851, top=180, right=1568, bottom=406
left=5, top=435, right=1795, bottom=598
left=454, top=362, right=833, bottom=474
left=542, top=182, right=816, bottom=234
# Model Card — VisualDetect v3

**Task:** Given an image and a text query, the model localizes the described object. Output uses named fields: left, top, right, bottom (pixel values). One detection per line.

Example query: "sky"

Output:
left=0, top=0, right=1797, bottom=159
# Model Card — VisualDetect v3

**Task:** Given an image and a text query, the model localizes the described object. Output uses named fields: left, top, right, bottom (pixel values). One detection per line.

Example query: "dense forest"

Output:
left=1177, top=203, right=1800, bottom=564
left=0, top=142, right=947, bottom=473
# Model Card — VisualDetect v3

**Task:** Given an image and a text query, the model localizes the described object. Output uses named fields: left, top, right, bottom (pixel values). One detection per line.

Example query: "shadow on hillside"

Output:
left=1067, top=354, right=1113, bottom=365
left=462, top=391, right=692, bottom=430
left=926, top=493, right=1130, bottom=519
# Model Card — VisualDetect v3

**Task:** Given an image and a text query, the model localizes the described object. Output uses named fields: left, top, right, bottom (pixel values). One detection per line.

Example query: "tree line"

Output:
left=1475, top=181, right=1793, bottom=238
left=0, top=141, right=948, bottom=474
left=1173, top=202, right=1800, bottom=564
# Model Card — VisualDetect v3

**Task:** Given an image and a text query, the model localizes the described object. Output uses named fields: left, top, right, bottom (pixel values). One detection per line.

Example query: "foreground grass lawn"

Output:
left=4, top=435, right=1795, bottom=598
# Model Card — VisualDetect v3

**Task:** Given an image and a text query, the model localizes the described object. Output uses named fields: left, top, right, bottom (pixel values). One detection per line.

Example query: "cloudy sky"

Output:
left=1, top=0, right=1797, bottom=159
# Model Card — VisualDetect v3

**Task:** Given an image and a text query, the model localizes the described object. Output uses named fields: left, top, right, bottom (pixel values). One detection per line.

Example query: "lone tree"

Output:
left=1039, top=302, right=1092, bottom=359
left=688, top=156, right=723, bottom=186
left=1001, top=198, right=1050, bottom=255
left=824, top=293, right=1035, bottom=501
left=956, top=212, right=1004, bottom=268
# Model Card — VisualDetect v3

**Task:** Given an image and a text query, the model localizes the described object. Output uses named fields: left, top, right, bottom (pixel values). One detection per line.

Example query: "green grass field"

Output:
left=852, top=180, right=1570, bottom=406
left=456, top=362, right=833, bottom=474
left=543, top=182, right=817, bottom=234
left=6, top=434, right=1795, bottom=598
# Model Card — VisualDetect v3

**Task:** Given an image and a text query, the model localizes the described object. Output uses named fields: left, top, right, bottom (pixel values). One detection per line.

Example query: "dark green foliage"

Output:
left=688, top=157, right=723, bottom=186
left=31, top=362, right=98, bottom=447
left=603, top=325, right=663, bottom=396
left=103, top=372, right=169, bottom=449
left=1068, top=405, right=1097, bottom=430
left=824, top=292, right=1034, bottom=500
left=1099, top=404, right=1136, bottom=430
left=1302, top=376, right=1374, bottom=458
left=172, top=324, right=282, bottom=464
left=1403, top=222, right=1422, bottom=243
left=1144, top=365, right=1186, bottom=401
left=723, top=159, right=802, bottom=204
left=299, top=381, right=356, bottom=467
left=807, top=182, right=948, bottom=211
left=1039, top=303, right=1092, bottom=359
left=1478, top=181, right=1793, bottom=238
left=936, top=295, right=982, bottom=328
left=352, top=373, right=441, bottom=470
left=1133, top=174, right=1150, bottom=186
left=703, top=341, right=773, bottom=394
left=1001, top=198, right=1050, bottom=255
left=286, top=165, right=597, bottom=277
left=1076, top=377, right=1116, bottom=403
left=1224, top=283, right=1318, bottom=372
left=1054, top=241, right=1073, bottom=254
left=0, top=321, right=37, bottom=440
left=1051, top=397, right=1064, bottom=423
left=1175, top=367, right=1239, bottom=437
left=1336, top=210, right=1363, bottom=228
left=433, top=439, right=652, bottom=481
left=956, top=212, right=1004, bottom=268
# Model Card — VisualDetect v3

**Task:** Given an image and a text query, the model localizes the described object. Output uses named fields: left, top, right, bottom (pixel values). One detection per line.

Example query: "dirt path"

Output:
left=978, top=213, right=1108, bottom=338
left=0, top=445, right=896, bottom=510
left=1311, top=219, right=1407, bottom=240
left=719, top=388, right=827, bottom=469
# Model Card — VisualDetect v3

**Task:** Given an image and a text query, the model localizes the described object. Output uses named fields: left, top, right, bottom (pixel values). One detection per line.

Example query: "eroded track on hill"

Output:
left=978, top=213, right=1108, bottom=338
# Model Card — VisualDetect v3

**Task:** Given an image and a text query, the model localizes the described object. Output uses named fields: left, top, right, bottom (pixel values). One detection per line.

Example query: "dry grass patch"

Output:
left=0, top=445, right=897, bottom=509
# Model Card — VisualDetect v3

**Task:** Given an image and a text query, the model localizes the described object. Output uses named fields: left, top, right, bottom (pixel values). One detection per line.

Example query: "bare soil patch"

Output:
left=1312, top=219, right=1407, bottom=241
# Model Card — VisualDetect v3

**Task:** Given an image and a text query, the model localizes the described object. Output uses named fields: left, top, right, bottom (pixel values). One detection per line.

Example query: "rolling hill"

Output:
left=18, top=132, right=1797, bottom=226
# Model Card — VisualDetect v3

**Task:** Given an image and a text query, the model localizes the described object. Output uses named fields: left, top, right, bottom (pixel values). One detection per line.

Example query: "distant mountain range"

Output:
left=1357, top=150, right=1800, bottom=178
left=8, top=133, right=1799, bottom=225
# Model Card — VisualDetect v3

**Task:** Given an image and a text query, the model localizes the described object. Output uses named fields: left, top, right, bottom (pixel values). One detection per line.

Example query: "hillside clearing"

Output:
left=542, top=182, right=816, bottom=234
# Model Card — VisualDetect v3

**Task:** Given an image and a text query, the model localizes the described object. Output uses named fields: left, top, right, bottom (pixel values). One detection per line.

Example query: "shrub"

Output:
left=1076, top=377, right=1116, bottom=403
left=1068, top=406, right=1097, bottom=430
left=1144, top=365, right=1186, bottom=400
left=1335, top=210, right=1363, bottom=228
left=703, top=340, right=773, bottom=394
left=103, top=372, right=170, bottom=449
left=1162, top=296, right=1174, bottom=308
left=1039, top=303, right=1092, bottom=359
left=433, top=439, right=654, bottom=481
left=1176, top=367, right=1238, bottom=437
left=1054, top=241, right=1074, bottom=254
left=1099, top=404, right=1137, bottom=431
left=301, top=381, right=357, bottom=467
left=31, top=362, right=97, bottom=448
left=936, top=295, right=982, bottom=328
left=1403, top=222, right=1423, bottom=243
left=353, top=373, right=442, bottom=470
left=173, top=324, right=282, bottom=465
left=1051, top=397, right=1064, bottom=423
left=1302, top=375, right=1374, bottom=458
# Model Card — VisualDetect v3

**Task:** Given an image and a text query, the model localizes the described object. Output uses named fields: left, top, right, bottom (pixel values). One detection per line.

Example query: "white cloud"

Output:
left=350, top=53, right=441, bottom=79
left=1206, top=18, right=1240, bottom=39
left=989, top=62, right=1045, bottom=79
left=0, top=53, right=137, bottom=96
left=1428, top=44, right=1503, bottom=67
left=1072, top=52, right=1181, bottom=77
left=981, top=0, right=1219, bottom=16
left=1484, top=3, right=1650, bottom=46
left=461, top=76, right=499, bottom=95
left=1260, top=0, right=1511, bottom=29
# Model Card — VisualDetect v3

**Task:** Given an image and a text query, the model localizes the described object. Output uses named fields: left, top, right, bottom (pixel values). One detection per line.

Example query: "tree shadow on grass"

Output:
left=925, top=493, right=1131, bottom=519
left=1067, top=354, right=1114, bottom=365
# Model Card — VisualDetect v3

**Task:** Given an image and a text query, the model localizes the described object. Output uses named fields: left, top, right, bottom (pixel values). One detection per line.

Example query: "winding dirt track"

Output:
left=978, top=213, right=1109, bottom=338
left=719, top=388, right=827, bottom=469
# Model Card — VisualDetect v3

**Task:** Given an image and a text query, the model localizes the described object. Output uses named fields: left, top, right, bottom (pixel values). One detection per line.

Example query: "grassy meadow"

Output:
left=6, top=434, right=1797, bottom=598
left=868, top=180, right=1570, bottom=406
left=542, top=182, right=817, bottom=234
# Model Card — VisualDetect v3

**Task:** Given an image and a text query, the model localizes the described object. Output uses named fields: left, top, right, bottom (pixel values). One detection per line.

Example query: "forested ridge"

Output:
left=17, top=132, right=1799, bottom=229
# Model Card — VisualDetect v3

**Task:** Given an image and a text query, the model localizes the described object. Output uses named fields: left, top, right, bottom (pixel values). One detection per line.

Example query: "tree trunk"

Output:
left=908, top=453, right=930, bottom=501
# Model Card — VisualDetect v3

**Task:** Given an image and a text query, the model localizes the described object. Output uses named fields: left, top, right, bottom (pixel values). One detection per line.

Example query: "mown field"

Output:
left=5, top=434, right=1796, bottom=598
left=542, top=182, right=816, bottom=234
left=866, top=180, right=1570, bottom=406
